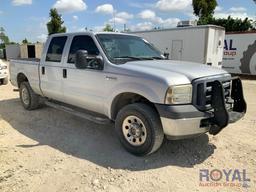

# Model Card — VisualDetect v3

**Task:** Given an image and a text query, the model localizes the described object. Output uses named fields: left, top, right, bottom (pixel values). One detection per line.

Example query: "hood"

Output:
left=120, top=60, right=229, bottom=81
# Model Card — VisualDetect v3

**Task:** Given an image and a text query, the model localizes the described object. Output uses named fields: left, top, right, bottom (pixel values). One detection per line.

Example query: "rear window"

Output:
left=46, top=36, right=67, bottom=62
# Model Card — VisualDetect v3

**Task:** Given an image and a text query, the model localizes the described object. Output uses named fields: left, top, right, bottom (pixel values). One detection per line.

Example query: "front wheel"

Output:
left=19, top=82, right=40, bottom=110
left=115, top=103, right=164, bottom=156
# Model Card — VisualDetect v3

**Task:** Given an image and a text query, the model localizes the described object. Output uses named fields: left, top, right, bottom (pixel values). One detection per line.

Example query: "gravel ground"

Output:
left=0, top=68, right=255, bottom=192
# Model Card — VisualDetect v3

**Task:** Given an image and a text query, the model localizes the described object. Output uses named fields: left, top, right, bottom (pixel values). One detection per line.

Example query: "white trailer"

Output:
left=223, top=32, right=256, bottom=75
left=131, top=25, right=225, bottom=68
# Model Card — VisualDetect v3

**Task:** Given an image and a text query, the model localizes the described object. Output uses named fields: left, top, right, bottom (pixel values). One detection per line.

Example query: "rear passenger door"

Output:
left=40, top=36, right=67, bottom=102
left=62, top=35, right=105, bottom=114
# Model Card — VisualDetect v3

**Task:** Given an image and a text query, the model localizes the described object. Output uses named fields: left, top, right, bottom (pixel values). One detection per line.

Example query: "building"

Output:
left=5, top=43, right=43, bottom=60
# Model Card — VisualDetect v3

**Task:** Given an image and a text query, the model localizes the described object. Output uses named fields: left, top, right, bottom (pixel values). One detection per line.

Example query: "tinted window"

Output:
left=46, top=36, right=67, bottom=62
left=68, top=35, right=99, bottom=63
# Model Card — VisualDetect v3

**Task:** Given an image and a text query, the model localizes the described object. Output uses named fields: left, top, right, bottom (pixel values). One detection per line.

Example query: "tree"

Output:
left=0, top=27, right=10, bottom=49
left=192, top=0, right=217, bottom=18
left=47, top=8, right=66, bottom=35
left=197, top=16, right=255, bottom=32
left=22, top=38, right=29, bottom=44
left=193, top=0, right=255, bottom=32
left=0, top=27, right=9, bottom=44
left=103, top=24, right=114, bottom=32
left=0, top=36, right=9, bottom=44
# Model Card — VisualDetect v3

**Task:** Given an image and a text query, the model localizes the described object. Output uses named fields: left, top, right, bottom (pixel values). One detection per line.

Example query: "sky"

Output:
left=0, top=0, right=255, bottom=43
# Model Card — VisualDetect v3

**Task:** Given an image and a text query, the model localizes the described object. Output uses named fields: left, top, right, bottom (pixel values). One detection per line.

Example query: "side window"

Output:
left=68, top=35, right=99, bottom=63
left=46, top=36, right=67, bottom=62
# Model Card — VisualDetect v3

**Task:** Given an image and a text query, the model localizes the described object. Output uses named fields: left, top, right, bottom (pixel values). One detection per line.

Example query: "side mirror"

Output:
left=75, top=50, right=104, bottom=70
left=163, top=52, right=170, bottom=59
left=75, top=50, right=88, bottom=69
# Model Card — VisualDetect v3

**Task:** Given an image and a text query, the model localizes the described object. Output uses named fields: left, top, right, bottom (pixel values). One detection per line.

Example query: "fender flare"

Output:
left=105, top=82, right=165, bottom=118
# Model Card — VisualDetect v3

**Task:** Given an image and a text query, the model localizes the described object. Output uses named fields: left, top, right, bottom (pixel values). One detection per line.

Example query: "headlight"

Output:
left=165, top=84, right=192, bottom=104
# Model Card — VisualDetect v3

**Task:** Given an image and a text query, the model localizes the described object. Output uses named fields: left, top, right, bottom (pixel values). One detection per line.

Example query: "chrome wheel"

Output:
left=122, top=115, right=147, bottom=146
left=21, top=87, right=29, bottom=106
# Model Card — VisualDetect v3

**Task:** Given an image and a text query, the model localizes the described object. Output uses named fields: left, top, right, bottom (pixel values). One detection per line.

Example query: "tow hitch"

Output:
left=209, top=77, right=247, bottom=135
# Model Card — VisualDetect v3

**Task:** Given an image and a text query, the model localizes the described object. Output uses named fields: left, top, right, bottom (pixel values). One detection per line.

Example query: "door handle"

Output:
left=63, top=69, right=67, bottom=78
left=42, top=66, right=45, bottom=75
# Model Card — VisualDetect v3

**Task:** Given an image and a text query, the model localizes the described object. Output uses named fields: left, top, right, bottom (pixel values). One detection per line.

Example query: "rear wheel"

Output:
left=115, top=103, right=164, bottom=156
left=19, top=82, right=40, bottom=110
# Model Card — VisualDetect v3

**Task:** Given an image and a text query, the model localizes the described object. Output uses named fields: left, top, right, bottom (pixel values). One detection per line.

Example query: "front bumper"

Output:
left=155, top=77, right=247, bottom=140
left=157, top=105, right=212, bottom=139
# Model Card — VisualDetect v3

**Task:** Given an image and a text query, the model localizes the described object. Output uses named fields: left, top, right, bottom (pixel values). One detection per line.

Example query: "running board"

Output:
left=44, top=101, right=110, bottom=124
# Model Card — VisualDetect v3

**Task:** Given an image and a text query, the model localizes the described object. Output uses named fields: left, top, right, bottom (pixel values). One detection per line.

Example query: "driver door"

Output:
left=62, top=35, right=105, bottom=114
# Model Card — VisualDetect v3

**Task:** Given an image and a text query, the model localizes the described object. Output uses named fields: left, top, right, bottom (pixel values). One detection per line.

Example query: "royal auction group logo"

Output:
left=199, top=169, right=251, bottom=188
left=224, top=39, right=237, bottom=56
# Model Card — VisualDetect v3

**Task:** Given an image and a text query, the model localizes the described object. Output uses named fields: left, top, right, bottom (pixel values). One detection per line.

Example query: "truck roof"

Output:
left=49, top=31, right=136, bottom=38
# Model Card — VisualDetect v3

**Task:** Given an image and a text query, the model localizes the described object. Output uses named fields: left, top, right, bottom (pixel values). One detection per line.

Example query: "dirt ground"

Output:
left=0, top=68, right=255, bottom=192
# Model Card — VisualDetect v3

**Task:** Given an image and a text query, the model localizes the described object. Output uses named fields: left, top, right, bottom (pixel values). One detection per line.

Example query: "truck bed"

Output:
left=12, top=58, right=40, bottom=61
left=9, top=58, right=41, bottom=94
left=10, top=58, right=40, bottom=64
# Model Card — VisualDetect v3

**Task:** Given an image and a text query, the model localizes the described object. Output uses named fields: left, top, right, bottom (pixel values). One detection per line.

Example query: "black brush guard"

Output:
left=208, top=77, right=247, bottom=135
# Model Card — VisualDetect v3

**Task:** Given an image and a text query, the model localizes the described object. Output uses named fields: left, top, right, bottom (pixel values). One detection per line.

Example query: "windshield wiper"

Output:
left=113, top=56, right=155, bottom=60
left=151, top=56, right=165, bottom=60
left=113, top=56, right=145, bottom=60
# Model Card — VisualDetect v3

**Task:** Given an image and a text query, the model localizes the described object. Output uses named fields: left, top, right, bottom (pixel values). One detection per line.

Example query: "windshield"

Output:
left=96, top=34, right=164, bottom=64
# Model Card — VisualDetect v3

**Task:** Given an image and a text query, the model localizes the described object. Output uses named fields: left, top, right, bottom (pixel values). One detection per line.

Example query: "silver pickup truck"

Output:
left=10, top=32, right=247, bottom=156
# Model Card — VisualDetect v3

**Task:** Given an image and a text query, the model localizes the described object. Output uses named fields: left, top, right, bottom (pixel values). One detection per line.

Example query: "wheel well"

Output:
left=111, top=93, right=158, bottom=120
left=17, top=73, right=28, bottom=88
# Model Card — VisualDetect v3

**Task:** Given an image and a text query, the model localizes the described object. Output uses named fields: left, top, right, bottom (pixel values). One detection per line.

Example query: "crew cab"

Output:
left=0, top=59, right=8, bottom=85
left=10, top=32, right=247, bottom=156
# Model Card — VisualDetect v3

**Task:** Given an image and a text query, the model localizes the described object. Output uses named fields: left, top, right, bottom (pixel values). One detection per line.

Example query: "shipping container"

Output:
left=6, top=43, right=43, bottom=60
left=20, top=43, right=43, bottom=59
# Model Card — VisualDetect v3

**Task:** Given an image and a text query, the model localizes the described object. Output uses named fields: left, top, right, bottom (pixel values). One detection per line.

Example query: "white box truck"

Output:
left=131, top=25, right=225, bottom=68
left=223, top=32, right=256, bottom=75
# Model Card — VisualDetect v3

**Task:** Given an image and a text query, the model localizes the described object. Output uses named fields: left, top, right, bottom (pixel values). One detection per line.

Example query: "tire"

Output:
left=19, top=82, right=40, bottom=110
left=2, top=77, right=8, bottom=85
left=115, top=103, right=164, bottom=156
